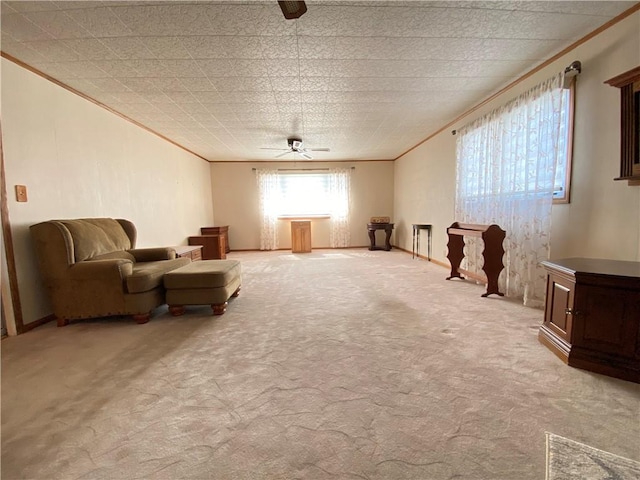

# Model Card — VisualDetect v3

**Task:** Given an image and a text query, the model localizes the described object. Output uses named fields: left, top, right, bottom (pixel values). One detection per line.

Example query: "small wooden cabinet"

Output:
left=173, top=245, right=202, bottom=261
left=188, top=235, right=226, bottom=260
left=200, top=226, right=230, bottom=253
left=539, top=258, right=640, bottom=383
left=291, top=221, right=311, bottom=253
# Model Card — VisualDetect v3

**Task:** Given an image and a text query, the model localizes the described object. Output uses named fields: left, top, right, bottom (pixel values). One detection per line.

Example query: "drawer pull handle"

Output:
left=565, top=308, right=580, bottom=316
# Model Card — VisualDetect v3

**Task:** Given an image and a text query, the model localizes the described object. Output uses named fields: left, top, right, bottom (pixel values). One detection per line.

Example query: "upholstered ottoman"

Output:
left=163, top=260, right=241, bottom=316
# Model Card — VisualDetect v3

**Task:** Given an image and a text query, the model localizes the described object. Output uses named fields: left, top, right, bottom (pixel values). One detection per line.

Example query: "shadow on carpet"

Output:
left=546, top=432, right=640, bottom=480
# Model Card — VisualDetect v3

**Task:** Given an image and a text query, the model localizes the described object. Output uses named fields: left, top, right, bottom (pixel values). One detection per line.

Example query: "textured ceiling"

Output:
left=1, top=1, right=635, bottom=162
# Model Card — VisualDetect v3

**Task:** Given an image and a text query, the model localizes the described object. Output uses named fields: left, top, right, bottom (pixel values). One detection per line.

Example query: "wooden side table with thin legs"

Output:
left=412, top=224, right=432, bottom=260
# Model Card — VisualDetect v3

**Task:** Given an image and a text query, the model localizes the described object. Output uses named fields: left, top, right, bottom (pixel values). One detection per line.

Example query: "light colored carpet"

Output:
left=546, top=433, right=640, bottom=480
left=2, top=249, right=639, bottom=479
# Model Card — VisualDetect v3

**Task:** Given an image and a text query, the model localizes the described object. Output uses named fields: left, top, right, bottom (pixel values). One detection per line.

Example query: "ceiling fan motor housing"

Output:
left=287, top=137, right=303, bottom=149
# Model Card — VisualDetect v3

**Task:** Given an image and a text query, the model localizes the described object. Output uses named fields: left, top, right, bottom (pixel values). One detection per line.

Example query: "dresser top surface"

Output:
left=173, top=245, right=202, bottom=255
left=542, top=258, right=640, bottom=279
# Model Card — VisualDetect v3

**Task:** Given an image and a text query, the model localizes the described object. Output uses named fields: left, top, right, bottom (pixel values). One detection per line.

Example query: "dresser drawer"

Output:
left=190, top=248, right=202, bottom=261
left=173, top=245, right=203, bottom=261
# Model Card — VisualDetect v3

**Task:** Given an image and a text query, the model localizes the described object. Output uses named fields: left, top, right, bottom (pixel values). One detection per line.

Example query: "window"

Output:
left=553, top=83, right=575, bottom=203
left=458, top=79, right=574, bottom=203
left=276, top=173, right=331, bottom=217
left=256, top=168, right=352, bottom=250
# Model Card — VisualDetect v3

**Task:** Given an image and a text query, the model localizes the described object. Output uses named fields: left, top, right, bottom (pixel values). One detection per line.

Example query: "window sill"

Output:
left=278, top=215, right=331, bottom=220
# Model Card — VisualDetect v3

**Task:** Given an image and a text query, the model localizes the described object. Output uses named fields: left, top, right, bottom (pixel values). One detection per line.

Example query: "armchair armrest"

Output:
left=128, top=247, right=176, bottom=262
left=68, top=259, right=134, bottom=281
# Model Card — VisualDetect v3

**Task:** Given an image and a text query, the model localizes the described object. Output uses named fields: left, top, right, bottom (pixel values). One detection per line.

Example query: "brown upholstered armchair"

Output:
left=30, top=218, right=191, bottom=326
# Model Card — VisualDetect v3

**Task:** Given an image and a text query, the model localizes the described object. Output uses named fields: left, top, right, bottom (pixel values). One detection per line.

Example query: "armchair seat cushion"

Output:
left=92, top=251, right=136, bottom=262
left=126, top=258, right=191, bottom=294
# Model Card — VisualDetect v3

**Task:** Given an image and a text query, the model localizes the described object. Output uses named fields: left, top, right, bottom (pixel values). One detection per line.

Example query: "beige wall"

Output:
left=210, top=161, right=394, bottom=250
left=394, top=12, right=640, bottom=264
left=1, top=59, right=214, bottom=326
left=394, top=132, right=457, bottom=262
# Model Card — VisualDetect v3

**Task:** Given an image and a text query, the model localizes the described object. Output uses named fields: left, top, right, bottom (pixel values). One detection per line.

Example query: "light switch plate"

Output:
left=15, top=185, right=27, bottom=202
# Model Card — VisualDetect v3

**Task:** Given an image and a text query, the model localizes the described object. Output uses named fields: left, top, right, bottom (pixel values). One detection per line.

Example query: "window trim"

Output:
left=277, top=215, right=331, bottom=220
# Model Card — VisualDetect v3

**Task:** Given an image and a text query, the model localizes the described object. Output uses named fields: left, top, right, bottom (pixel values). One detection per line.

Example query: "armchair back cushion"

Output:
left=61, top=218, right=133, bottom=262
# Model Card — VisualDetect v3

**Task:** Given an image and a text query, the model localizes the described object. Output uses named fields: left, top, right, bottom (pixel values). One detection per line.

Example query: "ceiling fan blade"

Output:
left=274, top=150, right=293, bottom=158
left=265, top=137, right=319, bottom=159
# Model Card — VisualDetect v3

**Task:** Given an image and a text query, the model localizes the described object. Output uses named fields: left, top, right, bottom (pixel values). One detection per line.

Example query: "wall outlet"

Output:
left=15, top=185, right=27, bottom=202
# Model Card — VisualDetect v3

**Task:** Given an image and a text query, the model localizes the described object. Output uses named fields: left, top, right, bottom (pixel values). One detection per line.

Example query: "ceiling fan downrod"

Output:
left=278, top=1, right=307, bottom=20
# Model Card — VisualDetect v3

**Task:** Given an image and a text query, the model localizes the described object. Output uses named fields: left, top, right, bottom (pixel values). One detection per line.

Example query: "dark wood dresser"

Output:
left=200, top=226, right=230, bottom=253
left=188, top=235, right=226, bottom=260
left=187, top=226, right=230, bottom=260
left=539, top=258, right=640, bottom=383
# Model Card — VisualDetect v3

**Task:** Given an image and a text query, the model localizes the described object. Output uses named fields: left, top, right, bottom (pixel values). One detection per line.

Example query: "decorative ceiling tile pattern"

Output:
left=1, top=1, right=635, bottom=161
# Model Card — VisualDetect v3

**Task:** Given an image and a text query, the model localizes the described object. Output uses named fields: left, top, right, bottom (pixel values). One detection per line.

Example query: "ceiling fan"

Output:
left=261, top=137, right=330, bottom=160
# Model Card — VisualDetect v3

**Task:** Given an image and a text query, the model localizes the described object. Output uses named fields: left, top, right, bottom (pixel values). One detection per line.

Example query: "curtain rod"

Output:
left=452, top=59, right=581, bottom=136
left=252, top=167, right=355, bottom=171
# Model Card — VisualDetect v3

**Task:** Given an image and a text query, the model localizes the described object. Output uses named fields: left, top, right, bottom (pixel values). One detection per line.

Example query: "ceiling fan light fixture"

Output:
left=278, top=1, right=307, bottom=20
left=287, top=136, right=302, bottom=148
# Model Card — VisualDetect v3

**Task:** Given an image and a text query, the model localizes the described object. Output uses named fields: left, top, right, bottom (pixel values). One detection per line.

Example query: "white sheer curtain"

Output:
left=256, top=169, right=279, bottom=250
left=455, top=73, right=566, bottom=307
left=328, top=168, right=351, bottom=248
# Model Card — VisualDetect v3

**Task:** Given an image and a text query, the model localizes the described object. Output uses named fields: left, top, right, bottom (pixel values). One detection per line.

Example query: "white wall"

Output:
left=1, top=59, right=214, bottom=326
left=394, top=12, right=640, bottom=264
left=394, top=133, right=457, bottom=262
left=210, top=161, right=394, bottom=250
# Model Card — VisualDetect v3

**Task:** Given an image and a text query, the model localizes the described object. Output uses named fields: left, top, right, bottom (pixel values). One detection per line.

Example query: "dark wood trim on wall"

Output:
left=427, top=257, right=450, bottom=270
left=209, top=159, right=393, bottom=164
left=22, top=314, right=56, bottom=333
left=229, top=246, right=371, bottom=252
left=394, top=245, right=451, bottom=270
left=0, top=121, right=25, bottom=334
left=1, top=289, right=6, bottom=339
left=0, top=52, right=209, bottom=164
